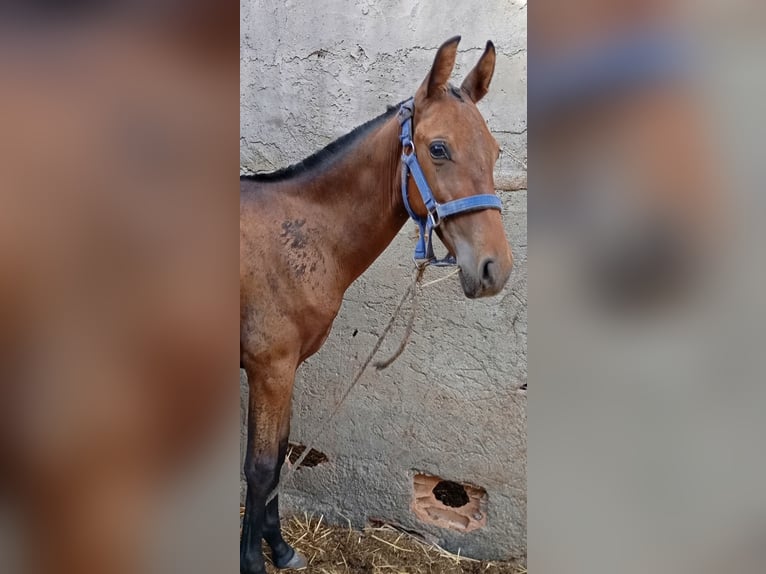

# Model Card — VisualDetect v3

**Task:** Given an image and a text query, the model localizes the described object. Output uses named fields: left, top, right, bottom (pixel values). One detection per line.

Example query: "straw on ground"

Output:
left=240, top=509, right=525, bottom=574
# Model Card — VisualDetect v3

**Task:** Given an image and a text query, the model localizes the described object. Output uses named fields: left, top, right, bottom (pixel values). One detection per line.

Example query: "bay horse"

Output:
left=240, top=36, right=513, bottom=573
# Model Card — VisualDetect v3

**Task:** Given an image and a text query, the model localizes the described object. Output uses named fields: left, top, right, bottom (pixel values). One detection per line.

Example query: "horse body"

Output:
left=240, top=114, right=406, bottom=363
left=239, top=115, right=404, bottom=573
left=240, top=37, right=513, bottom=574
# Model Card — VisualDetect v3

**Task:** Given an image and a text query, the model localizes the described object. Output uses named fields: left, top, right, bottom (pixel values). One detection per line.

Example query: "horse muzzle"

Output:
left=459, top=253, right=513, bottom=299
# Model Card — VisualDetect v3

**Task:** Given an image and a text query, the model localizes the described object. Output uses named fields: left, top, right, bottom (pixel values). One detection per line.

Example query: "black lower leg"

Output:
left=241, top=455, right=278, bottom=574
left=263, top=441, right=297, bottom=567
left=264, top=494, right=295, bottom=567
left=240, top=485, right=266, bottom=574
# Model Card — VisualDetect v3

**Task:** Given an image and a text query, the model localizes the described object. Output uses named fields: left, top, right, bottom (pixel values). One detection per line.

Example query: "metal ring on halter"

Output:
left=402, top=140, right=415, bottom=157
left=428, top=210, right=440, bottom=229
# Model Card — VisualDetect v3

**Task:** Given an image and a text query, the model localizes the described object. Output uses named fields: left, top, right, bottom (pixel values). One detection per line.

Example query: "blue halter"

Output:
left=397, top=98, right=502, bottom=266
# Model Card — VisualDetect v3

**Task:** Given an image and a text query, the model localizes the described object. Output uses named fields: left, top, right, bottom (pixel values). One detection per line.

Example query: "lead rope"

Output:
left=372, top=266, right=460, bottom=370
left=266, top=263, right=458, bottom=504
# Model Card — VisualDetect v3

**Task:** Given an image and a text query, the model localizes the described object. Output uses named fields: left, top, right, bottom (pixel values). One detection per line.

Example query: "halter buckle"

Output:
left=431, top=254, right=457, bottom=267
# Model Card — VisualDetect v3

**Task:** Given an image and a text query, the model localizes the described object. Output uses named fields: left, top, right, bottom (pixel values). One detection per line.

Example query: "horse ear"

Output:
left=460, top=40, right=496, bottom=103
left=422, top=36, right=461, bottom=98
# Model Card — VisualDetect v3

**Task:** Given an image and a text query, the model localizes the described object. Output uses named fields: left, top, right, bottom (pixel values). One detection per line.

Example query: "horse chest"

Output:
left=299, top=322, right=334, bottom=364
left=292, top=294, right=341, bottom=363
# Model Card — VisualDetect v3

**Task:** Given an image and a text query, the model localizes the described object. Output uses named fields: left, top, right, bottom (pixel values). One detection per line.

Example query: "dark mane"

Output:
left=241, top=100, right=405, bottom=183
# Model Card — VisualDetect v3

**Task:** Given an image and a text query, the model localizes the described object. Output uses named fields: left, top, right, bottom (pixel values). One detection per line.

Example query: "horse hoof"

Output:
left=274, top=548, right=307, bottom=570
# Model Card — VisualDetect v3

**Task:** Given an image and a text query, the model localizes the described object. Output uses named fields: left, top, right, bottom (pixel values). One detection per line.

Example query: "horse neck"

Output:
left=300, top=115, right=409, bottom=290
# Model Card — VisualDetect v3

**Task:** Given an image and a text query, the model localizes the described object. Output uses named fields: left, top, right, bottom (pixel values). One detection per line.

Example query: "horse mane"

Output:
left=241, top=100, right=406, bottom=183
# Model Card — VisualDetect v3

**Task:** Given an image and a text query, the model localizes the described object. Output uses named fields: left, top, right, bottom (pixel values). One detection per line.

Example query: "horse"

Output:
left=239, top=36, right=514, bottom=573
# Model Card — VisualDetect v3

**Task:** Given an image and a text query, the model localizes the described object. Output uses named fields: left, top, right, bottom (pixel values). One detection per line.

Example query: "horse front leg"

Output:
left=240, top=354, right=306, bottom=574
left=262, top=454, right=306, bottom=569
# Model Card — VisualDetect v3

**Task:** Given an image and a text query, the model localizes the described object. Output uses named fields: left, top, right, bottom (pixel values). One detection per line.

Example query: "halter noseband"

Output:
left=397, top=98, right=502, bottom=266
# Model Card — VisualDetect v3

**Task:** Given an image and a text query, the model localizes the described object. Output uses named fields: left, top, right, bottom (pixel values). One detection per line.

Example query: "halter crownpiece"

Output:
left=397, top=98, right=503, bottom=266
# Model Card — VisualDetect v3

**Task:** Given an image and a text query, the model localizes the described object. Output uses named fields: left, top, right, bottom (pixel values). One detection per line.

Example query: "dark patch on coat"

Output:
left=280, top=219, right=308, bottom=249
left=292, top=263, right=307, bottom=277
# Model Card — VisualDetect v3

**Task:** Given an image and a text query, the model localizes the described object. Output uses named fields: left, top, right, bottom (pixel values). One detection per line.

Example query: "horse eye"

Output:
left=429, top=141, right=450, bottom=160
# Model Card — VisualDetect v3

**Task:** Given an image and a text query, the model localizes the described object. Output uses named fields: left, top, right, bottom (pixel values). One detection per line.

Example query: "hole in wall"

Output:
left=412, top=473, right=488, bottom=532
left=432, top=480, right=470, bottom=508
left=287, top=443, right=328, bottom=468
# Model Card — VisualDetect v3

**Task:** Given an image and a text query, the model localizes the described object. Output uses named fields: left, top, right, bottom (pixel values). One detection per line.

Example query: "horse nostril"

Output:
left=481, top=258, right=496, bottom=286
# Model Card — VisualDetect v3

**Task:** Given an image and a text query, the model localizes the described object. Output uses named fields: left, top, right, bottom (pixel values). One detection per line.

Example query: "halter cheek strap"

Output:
left=397, top=98, right=502, bottom=265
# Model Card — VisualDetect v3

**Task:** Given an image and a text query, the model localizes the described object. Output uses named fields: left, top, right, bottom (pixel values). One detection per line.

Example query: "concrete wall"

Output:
left=240, top=0, right=527, bottom=189
left=240, top=0, right=527, bottom=561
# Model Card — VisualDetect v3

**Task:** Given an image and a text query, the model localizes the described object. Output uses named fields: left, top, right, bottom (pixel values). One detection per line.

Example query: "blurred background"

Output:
left=0, top=2, right=239, bottom=573
left=530, top=1, right=766, bottom=573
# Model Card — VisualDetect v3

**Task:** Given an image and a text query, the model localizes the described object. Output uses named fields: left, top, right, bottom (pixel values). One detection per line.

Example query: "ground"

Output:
left=247, top=513, right=526, bottom=574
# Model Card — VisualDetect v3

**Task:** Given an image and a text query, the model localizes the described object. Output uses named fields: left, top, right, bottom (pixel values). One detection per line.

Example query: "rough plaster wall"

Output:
left=240, top=0, right=527, bottom=189
left=239, top=192, right=527, bottom=559
left=240, top=0, right=527, bottom=561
